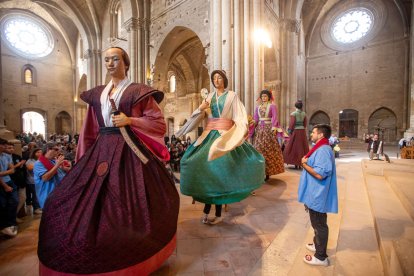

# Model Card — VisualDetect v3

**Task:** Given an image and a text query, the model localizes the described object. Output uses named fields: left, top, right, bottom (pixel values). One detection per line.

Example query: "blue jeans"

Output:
left=26, top=183, right=40, bottom=210
left=0, top=180, right=18, bottom=228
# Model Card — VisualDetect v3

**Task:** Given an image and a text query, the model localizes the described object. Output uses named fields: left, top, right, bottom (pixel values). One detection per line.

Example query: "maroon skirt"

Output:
left=38, top=130, right=179, bottom=275
left=283, top=129, right=309, bottom=166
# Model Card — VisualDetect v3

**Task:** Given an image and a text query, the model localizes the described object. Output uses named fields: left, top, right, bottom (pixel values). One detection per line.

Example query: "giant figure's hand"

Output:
left=112, top=112, right=132, bottom=127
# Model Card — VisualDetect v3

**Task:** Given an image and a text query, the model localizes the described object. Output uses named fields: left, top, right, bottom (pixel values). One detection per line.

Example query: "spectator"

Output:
left=299, top=124, right=338, bottom=266
left=0, top=138, right=18, bottom=237
left=25, top=148, right=42, bottom=215
left=4, top=143, right=26, bottom=219
left=33, top=143, right=65, bottom=208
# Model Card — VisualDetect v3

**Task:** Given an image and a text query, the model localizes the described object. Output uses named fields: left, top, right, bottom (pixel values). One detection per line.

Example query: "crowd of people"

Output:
left=0, top=135, right=74, bottom=237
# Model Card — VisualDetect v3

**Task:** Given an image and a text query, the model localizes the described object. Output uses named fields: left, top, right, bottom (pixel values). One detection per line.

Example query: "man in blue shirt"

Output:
left=33, top=143, right=65, bottom=208
left=298, top=124, right=338, bottom=266
left=0, top=138, right=18, bottom=237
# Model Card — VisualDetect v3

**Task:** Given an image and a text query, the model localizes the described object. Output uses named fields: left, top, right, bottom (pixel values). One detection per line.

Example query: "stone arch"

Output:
left=153, top=26, right=209, bottom=96
left=21, top=108, right=47, bottom=138
left=339, top=109, right=358, bottom=138
left=309, top=110, right=330, bottom=131
left=153, top=26, right=209, bottom=137
left=368, top=107, right=397, bottom=142
left=55, top=111, right=72, bottom=134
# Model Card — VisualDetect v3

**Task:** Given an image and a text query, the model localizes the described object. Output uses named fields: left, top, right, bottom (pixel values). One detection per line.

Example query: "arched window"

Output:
left=331, top=8, right=373, bottom=44
left=109, top=0, right=124, bottom=40
left=1, top=14, right=54, bottom=58
left=116, top=5, right=122, bottom=38
left=24, top=68, right=33, bottom=84
left=22, top=64, right=36, bottom=85
left=169, top=75, right=176, bottom=93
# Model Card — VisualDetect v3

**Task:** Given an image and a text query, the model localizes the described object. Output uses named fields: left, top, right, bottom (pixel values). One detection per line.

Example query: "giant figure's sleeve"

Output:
left=130, top=96, right=170, bottom=162
left=75, top=90, right=100, bottom=162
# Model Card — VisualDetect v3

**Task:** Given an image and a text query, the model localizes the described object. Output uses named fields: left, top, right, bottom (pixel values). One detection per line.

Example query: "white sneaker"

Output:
left=306, top=243, right=316, bottom=252
left=201, top=214, right=209, bottom=224
left=34, top=209, right=43, bottom=214
left=208, top=216, right=223, bottom=225
left=1, top=226, right=17, bottom=237
left=303, top=255, right=328, bottom=266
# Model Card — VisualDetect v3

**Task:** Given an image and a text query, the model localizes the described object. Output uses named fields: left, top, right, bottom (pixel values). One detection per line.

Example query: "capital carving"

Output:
left=283, top=19, right=301, bottom=34
left=83, top=49, right=101, bottom=59
left=123, top=18, right=142, bottom=32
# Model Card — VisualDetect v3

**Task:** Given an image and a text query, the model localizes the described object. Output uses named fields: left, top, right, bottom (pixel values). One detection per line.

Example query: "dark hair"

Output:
left=0, top=138, right=7, bottom=145
left=30, top=147, right=42, bottom=160
left=295, top=100, right=303, bottom=109
left=43, top=142, right=57, bottom=155
left=313, top=124, right=332, bottom=139
left=108, top=47, right=130, bottom=75
left=260, top=90, right=272, bottom=100
left=210, top=70, right=229, bottom=89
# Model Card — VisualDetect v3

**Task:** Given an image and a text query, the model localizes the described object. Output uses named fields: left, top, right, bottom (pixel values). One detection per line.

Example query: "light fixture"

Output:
left=254, top=28, right=272, bottom=48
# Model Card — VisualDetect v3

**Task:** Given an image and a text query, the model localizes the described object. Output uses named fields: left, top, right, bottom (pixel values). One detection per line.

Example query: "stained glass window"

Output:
left=2, top=16, right=54, bottom=58
left=332, top=8, right=373, bottom=44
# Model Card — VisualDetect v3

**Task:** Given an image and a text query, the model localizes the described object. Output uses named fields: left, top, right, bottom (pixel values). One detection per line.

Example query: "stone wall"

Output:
left=306, top=0, right=407, bottom=141
left=1, top=11, right=74, bottom=137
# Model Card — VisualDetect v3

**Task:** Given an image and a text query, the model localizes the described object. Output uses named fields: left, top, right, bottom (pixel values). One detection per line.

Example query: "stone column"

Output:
left=125, top=18, right=139, bottom=82
left=281, top=18, right=300, bottom=124
left=144, top=18, right=151, bottom=85
left=85, top=49, right=99, bottom=89
left=234, top=0, right=241, bottom=97
left=253, top=0, right=262, bottom=104
left=243, top=0, right=252, bottom=114
left=0, top=36, right=5, bottom=130
left=212, top=0, right=222, bottom=70
left=405, top=4, right=414, bottom=138
left=222, top=0, right=232, bottom=89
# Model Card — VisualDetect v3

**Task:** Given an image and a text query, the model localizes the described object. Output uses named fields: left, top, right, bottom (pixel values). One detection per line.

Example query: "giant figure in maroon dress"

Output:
left=38, top=47, right=179, bottom=275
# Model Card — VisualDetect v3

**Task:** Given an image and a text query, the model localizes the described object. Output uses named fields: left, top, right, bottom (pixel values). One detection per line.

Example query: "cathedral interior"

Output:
left=1, top=0, right=414, bottom=275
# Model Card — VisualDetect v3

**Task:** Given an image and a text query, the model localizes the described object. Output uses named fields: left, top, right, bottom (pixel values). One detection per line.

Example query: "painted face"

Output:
left=213, top=73, right=224, bottom=89
left=311, top=128, right=323, bottom=143
left=104, top=48, right=126, bottom=78
left=261, top=94, right=269, bottom=102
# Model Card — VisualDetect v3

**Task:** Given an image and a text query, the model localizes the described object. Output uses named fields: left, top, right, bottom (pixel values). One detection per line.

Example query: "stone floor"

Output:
left=0, top=145, right=409, bottom=276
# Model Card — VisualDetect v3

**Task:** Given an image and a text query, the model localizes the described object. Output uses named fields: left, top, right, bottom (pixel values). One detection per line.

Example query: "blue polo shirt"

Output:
left=0, top=152, right=12, bottom=182
left=298, top=145, right=338, bottom=213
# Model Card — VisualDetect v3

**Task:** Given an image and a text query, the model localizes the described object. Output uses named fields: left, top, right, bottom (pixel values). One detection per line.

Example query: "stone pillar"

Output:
left=0, top=37, right=4, bottom=130
left=125, top=18, right=139, bottom=82
left=212, top=0, right=222, bottom=70
left=144, top=18, right=151, bottom=85
left=222, top=0, right=232, bottom=89
left=85, top=49, right=100, bottom=89
left=243, top=0, right=252, bottom=114
left=281, top=18, right=300, bottom=124
left=234, top=0, right=241, bottom=97
left=253, top=0, right=264, bottom=107
left=405, top=4, right=414, bottom=138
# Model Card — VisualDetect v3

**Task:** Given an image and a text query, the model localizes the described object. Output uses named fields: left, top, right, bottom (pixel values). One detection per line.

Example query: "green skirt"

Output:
left=180, top=130, right=265, bottom=204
